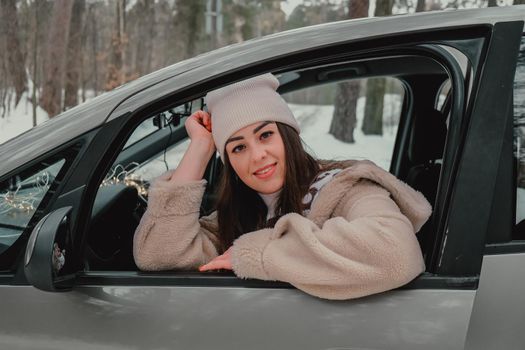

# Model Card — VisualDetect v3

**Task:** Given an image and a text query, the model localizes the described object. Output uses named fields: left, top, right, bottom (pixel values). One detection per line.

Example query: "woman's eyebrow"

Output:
left=253, top=121, right=273, bottom=134
left=225, top=135, right=244, bottom=147
left=225, top=121, right=273, bottom=147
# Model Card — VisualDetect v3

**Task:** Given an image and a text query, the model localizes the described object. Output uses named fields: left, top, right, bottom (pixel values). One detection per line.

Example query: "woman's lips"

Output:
left=254, top=163, right=277, bottom=179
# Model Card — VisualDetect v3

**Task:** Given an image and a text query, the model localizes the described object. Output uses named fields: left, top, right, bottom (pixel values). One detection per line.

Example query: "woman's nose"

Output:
left=251, top=145, right=268, bottom=162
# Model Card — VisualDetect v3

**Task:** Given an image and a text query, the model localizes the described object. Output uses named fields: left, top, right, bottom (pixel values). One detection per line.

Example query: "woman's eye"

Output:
left=260, top=131, right=273, bottom=140
left=232, top=144, right=245, bottom=153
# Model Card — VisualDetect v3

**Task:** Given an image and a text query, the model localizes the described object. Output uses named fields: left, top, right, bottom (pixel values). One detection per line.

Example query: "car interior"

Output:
left=85, top=50, right=458, bottom=274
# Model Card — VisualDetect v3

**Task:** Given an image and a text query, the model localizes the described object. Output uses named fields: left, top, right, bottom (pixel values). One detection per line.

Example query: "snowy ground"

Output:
left=0, top=92, right=49, bottom=145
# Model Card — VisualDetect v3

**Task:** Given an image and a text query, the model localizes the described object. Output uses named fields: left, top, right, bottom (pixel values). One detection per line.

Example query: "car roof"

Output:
left=1, top=6, right=524, bottom=177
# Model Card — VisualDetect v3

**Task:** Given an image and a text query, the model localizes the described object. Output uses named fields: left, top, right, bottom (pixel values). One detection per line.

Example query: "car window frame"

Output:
left=437, top=22, right=525, bottom=272
left=62, top=26, right=504, bottom=291
left=485, top=33, right=525, bottom=254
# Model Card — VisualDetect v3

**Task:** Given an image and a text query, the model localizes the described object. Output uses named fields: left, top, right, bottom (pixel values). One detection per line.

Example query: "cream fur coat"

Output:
left=133, top=160, right=432, bottom=300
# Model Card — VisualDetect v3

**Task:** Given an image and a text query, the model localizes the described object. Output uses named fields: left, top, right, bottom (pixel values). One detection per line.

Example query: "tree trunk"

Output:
left=39, top=0, right=74, bottom=117
left=105, top=0, right=127, bottom=91
left=329, top=82, right=360, bottom=143
left=88, top=4, right=99, bottom=96
left=329, top=0, right=369, bottom=143
left=133, top=0, right=155, bottom=77
left=64, top=0, right=85, bottom=110
left=31, top=0, right=43, bottom=126
left=416, top=0, right=426, bottom=12
left=362, top=78, right=386, bottom=135
left=361, top=0, right=393, bottom=136
left=174, top=0, right=205, bottom=61
left=1, top=0, right=27, bottom=107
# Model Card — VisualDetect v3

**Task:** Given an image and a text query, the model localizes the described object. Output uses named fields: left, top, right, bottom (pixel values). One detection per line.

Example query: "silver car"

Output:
left=0, top=6, right=524, bottom=350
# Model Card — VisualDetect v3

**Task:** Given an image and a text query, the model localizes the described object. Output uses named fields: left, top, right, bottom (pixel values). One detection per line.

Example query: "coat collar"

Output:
left=307, top=160, right=432, bottom=232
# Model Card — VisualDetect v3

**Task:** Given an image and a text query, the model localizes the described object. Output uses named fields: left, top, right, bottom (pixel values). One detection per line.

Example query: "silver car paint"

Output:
left=0, top=286, right=474, bottom=350
left=464, top=252, right=525, bottom=350
left=1, top=6, right=524, bottom=177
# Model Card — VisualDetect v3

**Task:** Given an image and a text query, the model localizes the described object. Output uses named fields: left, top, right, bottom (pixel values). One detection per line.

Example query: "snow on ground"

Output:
left=289, top=97, right=397, bottom=170
left=0, top=91, right=49, bottom=145
left=0, top=85, right=99, bottom=145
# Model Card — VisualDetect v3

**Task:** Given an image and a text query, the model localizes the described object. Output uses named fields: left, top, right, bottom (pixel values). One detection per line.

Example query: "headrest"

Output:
left=408, top=109, right=447, bottom=164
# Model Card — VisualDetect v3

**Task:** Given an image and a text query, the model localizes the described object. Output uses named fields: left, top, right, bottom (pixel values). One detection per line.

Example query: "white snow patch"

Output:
left=0, top=90, right=49, bottom=144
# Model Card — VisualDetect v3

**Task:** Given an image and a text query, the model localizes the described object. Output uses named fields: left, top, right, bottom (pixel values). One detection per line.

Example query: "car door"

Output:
left=464, top=32, right=525, bottom=350
left=1, top=13, right=523, bottom=350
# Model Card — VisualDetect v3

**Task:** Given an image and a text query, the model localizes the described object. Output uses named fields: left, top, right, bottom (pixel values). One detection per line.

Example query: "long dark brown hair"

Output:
left=216, top=122, right=320, bottom=251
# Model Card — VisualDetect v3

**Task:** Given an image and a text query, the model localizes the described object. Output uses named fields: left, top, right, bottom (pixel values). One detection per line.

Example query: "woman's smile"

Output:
left=226, top=121, right=286, bottom=194
left=253, top=162, right=277, bottom=179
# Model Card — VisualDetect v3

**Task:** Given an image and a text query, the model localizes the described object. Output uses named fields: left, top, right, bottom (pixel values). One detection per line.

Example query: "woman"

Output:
left=133, top=73, right=431, bottom=300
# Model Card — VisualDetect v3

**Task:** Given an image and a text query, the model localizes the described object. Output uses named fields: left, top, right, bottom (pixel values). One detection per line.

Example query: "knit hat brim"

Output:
left=205, top=73, right=300, bottom=160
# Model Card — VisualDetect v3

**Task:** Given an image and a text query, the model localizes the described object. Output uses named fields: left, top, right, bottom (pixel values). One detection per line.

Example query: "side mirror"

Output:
left=24, top=207, right=76, bottom=292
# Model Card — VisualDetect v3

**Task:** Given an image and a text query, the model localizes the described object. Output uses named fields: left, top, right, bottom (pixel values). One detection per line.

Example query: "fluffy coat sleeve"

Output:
left=133, top=171, right=220, bottom=271
left=231, top=180, right=426, bottom=300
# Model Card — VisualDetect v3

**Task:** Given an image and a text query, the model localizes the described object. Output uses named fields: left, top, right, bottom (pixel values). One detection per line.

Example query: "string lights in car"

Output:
left=0, top=171, right=51, bottom=214
left=100, top=163, right=149, bottom=200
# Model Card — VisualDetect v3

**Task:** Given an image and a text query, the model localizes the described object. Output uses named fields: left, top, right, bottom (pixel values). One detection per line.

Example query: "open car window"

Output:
left=87, top=50, right=457, bottom=273
left=282, top=77, right=405, bottom=170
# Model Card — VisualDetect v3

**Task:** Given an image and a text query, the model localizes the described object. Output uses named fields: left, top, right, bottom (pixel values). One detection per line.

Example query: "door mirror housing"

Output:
left=24, top=206, right=76, bottom=292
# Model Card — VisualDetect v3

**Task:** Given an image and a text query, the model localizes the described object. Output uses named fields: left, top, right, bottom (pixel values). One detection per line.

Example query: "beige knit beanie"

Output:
left=205, top=73, right=300, bottom=160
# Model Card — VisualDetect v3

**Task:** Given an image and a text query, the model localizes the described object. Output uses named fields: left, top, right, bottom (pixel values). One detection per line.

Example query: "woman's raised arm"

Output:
left=169, top=110, right=216, bottom=183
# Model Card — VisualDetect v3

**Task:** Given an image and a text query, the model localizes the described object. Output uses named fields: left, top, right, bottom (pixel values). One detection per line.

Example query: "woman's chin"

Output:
left=241, top=176, right=280, bottom=194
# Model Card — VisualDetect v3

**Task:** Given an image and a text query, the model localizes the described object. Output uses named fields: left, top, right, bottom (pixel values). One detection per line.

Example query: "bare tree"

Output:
left=129, top=0, right=155, bottom=78
left=105, top=0, right=127, bottom=91
left=85, top=3, right=100, bottom=96
left=362, top=0, right=394, bottom=136
left=329, top=0, right=369, bottom=143
left=416, top=0, right=426, bottom=11
left=30, top=0, right=44, bottom=126
left=0, top=0, right=27, bottom=107
left=173, top=0, right=206, bottom=61
left=39, top=0, right=74, bottom=117
left=64, top=0, right=86, bottom=110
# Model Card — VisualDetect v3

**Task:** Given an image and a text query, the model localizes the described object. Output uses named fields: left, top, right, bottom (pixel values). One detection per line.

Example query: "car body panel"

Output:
left=1, top=6, right=524, bottom=178
left=0, top=286, right=474, bottom=350
left=464, top=253, right=525, bottom=350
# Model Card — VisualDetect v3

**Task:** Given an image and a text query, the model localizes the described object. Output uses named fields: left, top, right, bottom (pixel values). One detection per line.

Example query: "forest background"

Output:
left=0, top=0, right=522, bottom=144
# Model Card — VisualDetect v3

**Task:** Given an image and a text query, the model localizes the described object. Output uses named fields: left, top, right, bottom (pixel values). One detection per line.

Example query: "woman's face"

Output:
left=225, top=121, right=286, bottom=194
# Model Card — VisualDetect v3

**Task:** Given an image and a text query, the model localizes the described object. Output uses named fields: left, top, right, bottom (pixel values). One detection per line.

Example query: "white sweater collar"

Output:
left=258, top=190, right=281, bottom=220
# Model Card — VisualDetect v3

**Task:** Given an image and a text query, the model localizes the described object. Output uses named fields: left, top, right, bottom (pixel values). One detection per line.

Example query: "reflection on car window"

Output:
left=124, top=117, right=160, bottom=148
left=282, top=77, right=404, bottom=170
left=0, top=159, right=65, bottom=253
left=101, top=101, right=198, bottom=202
left=513, top=36, right=525, bottom=238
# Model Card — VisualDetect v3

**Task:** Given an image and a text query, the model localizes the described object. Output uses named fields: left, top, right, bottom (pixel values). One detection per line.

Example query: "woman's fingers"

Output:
left=185, top=110, right=213, bottom=139
left=199, top=248, right=232, bottom=271
left=202, top=111, right=212, bottom=132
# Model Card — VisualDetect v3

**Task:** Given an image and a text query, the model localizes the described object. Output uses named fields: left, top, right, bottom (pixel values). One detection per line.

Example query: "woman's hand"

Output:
left=199, top=247, right=233, bottom=271
left=185, top=110, right=213, bottom=142
left=168, top=110, right=216, bottom=183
